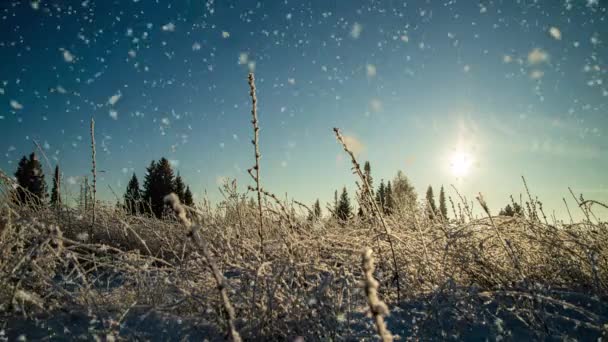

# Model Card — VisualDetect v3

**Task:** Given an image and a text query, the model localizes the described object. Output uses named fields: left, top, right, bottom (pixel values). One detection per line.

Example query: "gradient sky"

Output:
left=0, top=0, right=607, bottom=220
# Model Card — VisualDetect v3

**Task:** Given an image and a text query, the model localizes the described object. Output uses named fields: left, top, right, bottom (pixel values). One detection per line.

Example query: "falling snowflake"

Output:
left=60, top=49, right=75, bottom=63
left=109, top=109, right=118, bottom=120
left=549, top=27, right=562, bottom=40
left=10, top=100, right=23, bottom=110
left=108, top=92, right=122, bottom=105
left=222, top=31, right=230, bottom=38
left=161, top=23, right=175, bottom=32
left=527, top=48, right=549, bottom=65
left=350, top=23, right=362, bottom=39
left=366, top=64, right=377, bottom=77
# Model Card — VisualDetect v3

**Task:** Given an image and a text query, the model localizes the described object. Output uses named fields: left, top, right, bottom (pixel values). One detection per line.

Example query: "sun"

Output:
left=449, top=151, right=473, bottom=177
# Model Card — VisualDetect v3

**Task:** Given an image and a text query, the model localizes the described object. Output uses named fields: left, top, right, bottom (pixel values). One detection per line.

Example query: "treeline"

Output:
left=10, top=153, right=194, bottom=219
left=123, top=157, right=194, bottom=217
left=9, top=153, right=525, bottom=220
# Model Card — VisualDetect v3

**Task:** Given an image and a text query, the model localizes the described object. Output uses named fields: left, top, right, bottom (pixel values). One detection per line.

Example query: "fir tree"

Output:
left=333, top=189, right=339, bottom=218
left=392, top=171, right=417, bottom=212
left=184, top=186, right=194, bottom=206
left=174, top=173, right=186, bottom=202
left=142, top=158, right=176, bottom=218
left=314, top=199, right=321, bottom=218
left=50, top=164, right=61, bottom=207
left=14, top=153, right=47, bottom=206
left=336, top=187, right=352, bottom=222
left=426, top=185, right=437, bottom=219
left=375, top=180, right=386, bottom=211
left=438, top=185, right=448, bottom=219
left=124, top=173, right=142, bottom=215
left=385, top=181, right=394, bottom=215
left=363, top=161, right=373, bottom=193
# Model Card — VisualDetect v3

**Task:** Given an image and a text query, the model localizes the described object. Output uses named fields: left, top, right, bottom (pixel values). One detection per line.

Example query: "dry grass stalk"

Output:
left=90, top=118, right=97, bottom=226
left=164, top=193, right=242, bottom=342
left=333, top=127, right=401, bottom=301
left=361, top=248, right=393, bottom=342
left=247, top=73, right=265, bottom=256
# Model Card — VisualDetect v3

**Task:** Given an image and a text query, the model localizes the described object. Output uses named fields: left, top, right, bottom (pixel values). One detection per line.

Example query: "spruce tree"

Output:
left=50, top=165, right=61, bottom=207
left=124, top=173, right=142, bottom=215
left=376, top=180, right=386, bottom=211
left=142, top=158, right=176, bottom=217
left=14, top=153, right=47, bottom=206
left=438, top=185, right=448, bottom=219
left=426, top=185, right=437, bottom=219
left=363, top=161, right=373, bottom=192
left=336, top=187, right=352, bottom=222
left=184, top=186, right=194, bottom=206
left=174, top=173, right=186, bottom=202
left=333, top=190, right=339, bottom=218
left=385, top=181, right=394, bottom=215
left=14, top=156, right=29, bottom=204
left=313, top=199, right=321, bottom=219
left=392, top=171, right=417, bottom=212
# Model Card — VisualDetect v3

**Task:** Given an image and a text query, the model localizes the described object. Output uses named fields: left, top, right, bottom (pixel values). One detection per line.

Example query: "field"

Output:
left=1, top=165, right=608, bottom=341
left=1, top=75, right=608, bottom=341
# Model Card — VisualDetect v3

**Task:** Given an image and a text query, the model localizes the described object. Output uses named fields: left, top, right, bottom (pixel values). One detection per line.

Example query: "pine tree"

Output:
left=184, top=186, right=194, bottom=206
left=385, top=181, right=394, bottom=215
left=375, top=180, right=386, bottom=211
left=313, top=199, right=321, bottom=219
left=438, top=185, right=448, bottom=219
left=124, top=173, right=142, bottom=215
left=363, top=161, right=373, bottom=193
left=142, top=158, right=176, bottom=218
left=392, top=171, right=417, bottom=212
left=336, top=187, right=352, bottom=222
left=50, top=165, right=61, bottom=207
left=426, top=185, right=437, bottom=219
left=174, top=173, right=186, bottom=202
left=14, top=153, right=47, bottom=206
left=333, top=190, right=339, bottom=218
left=14, top=156, right=29, bottom=204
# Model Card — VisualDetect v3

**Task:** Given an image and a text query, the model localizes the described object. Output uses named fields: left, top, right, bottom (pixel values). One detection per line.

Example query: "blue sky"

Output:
left=0, top=0, right=607, bottom=220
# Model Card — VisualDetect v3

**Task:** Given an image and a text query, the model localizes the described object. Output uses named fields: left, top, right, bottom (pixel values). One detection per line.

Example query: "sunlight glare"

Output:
left=450, top=151, right=473, bottom=177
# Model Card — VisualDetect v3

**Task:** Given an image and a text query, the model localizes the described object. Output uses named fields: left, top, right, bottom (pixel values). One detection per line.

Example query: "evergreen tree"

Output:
left=312, top=199, right=322, bottom=221
left=333, top=189, right=339, bottom=218
left=438, top=185, right=448, bottom=219
left=14, top=153, right=47, bottom=206
left=425, top=185, right=437, bottom=219
left=385, top=181, right=394, bottom=215
left=142, top=158, right=176, bottom=218
left=124, top=173, right=142, bottom=215
left=392, top=171, right=417, bottom=212
left=375, top=180, right=386, bottom=211
left=50, top=164, right=61, bottom=207
left=336, top=187, right=352, bottom=222
left=499, top=204, right=515, bottom=217
left=184, top=186, right=194, bottom=206
left=363, top=161, right=373, bottom=192
left=499, top=202, right=523, bottom=217
left=174, top=173, right=186, bottom=202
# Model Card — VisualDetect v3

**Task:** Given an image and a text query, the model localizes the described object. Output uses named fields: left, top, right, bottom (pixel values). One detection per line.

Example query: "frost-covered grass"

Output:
left=0, top=177, right=607, bottom=340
